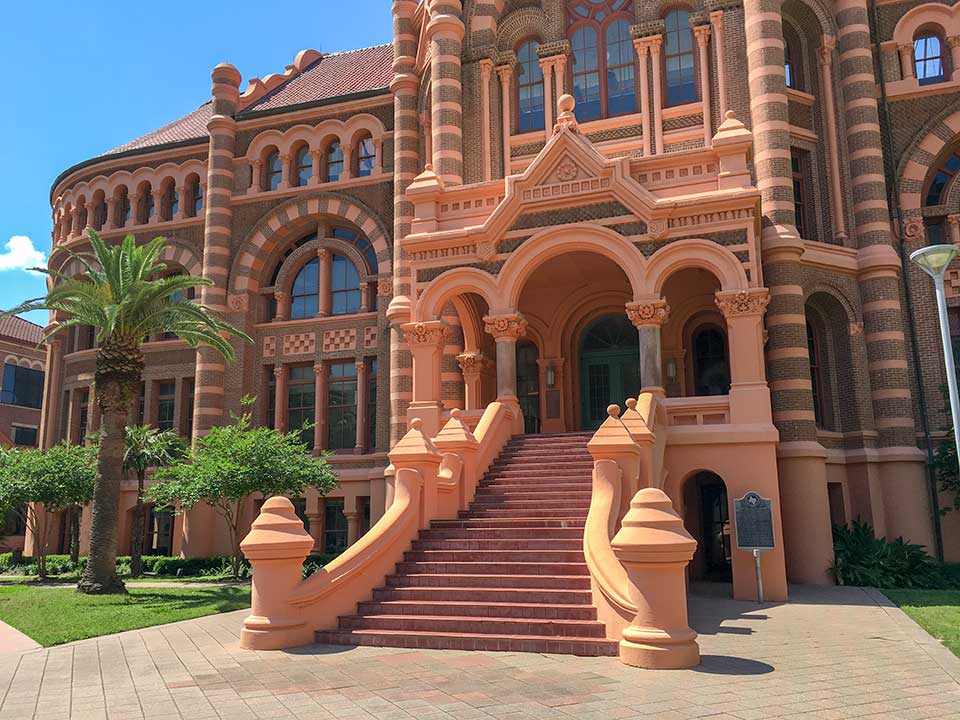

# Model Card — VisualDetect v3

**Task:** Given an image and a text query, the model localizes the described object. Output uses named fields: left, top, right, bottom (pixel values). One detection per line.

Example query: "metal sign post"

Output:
left=734, top=492, right=775, bottom=604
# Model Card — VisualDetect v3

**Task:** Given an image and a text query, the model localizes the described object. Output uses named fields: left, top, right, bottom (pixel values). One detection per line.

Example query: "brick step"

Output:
left=420, top=527, right=584, bottom=540
left=412, top=538, right=581, bottom=551
left=477, top=480, right=591, bottom=490
left=314, top=629, right=619, bottom=656
left=395, top=561, right=589, bottom=575
left=482, top=469, right=593, bottom=479
left=384, top=573, right=592, bottom=589
left=431, top=518, right=585, bottom=528
left=467, top=504, right=590, bottom=514
left=404, top=549, right=586, bottom=563
left=496, top=449, right=593, bottom=459
left=355, top=600, right=598, bottom=620
left=488, top=461, right=594, bottom=472
left=462, top=509, right=589, bottom=518
left=372, top=586, right=594, bottom=604
left=473, top=490, right=593, bottom=502
left=338, top=614, right=607, bottom=638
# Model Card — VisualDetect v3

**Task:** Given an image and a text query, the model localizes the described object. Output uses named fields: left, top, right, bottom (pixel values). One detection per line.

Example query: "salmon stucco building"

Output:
left=34, top=0, right=960, bottom=658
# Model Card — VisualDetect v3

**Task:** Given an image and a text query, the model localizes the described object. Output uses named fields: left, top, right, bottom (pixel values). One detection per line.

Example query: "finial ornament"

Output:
left=554, top=94, right=580, bottom=134
left=607, top=404, right=621, bottom=418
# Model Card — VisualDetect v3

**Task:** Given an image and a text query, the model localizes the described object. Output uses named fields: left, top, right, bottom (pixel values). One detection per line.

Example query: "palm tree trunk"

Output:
left=77, top=387, right=128, bottom=595
left=130, top=471, right=146, bottom=578
left=69, top=507, right=80, bottom=566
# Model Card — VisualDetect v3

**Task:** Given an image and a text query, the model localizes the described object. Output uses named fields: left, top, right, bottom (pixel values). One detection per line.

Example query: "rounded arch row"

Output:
left=229, top=193, right=392, bottom=294
left=414, top=224, right=749, bottom=321
left=245, top=113, right=386, bottom=166
left=898, top=107, right=960, bottom=212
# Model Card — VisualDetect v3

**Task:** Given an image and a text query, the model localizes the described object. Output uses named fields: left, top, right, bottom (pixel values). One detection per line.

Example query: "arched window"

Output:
left=664, top=9, right=697, bottom=106
left=332, top=255, right=361, bottom=315
left=118, top=187, right=131, bottom=227
left=356, top=137, right=376, bottom=177
left=807, top=321, right=826, bottom=427
left=785, top=44, right=798, bottom=89
left=163, top=182, right=179, bottom=220
left=517, top=40, right=545, bottom=132
left=326, top=142, right=344, bottom=182
left=265, top=149, right=282, bottom=191
left=138, top=185, right=154, bottom=225
left=924, top=147, right=960, bottom=206
left=91, top=194, right=107, bottom=230
left=692, top=325, right=730, bottom=396
left=915, top=33, right=944, bottom=85
left=567, top=0, right=636, bottom=120
left=294, top=145, right=312, bottom=187
left=291, top=258, right=319, bottom=320
left=188, top=176, right=203, bottom=217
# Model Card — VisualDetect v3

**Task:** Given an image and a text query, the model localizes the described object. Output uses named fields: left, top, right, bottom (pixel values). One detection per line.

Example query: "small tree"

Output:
left=0, top=443, right=97, bottom=577
left=148, top=403, right=338, bottom=578
left=124, top=425, right=188, bottom=578
left=931, top=386, right=959, bottom=513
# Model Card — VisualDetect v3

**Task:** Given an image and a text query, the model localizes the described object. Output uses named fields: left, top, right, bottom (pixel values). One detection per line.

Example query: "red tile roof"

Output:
left=100, top=43, right=393, bottom=158
left=0, top=316, right=44, bottom=345
left=243, top=44, right=394, bottom=112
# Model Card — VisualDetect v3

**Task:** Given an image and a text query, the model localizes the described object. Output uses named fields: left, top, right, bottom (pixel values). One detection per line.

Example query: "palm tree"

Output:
left=124, top=425, right=187, bottom=578
left=7, top=230, right=250, bottom=594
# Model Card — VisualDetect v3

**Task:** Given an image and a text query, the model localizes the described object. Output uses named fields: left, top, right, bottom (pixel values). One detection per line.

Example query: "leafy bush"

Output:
left=302, top=554, right=338, bottom=579
left=831, top=521, right=956, bottom=589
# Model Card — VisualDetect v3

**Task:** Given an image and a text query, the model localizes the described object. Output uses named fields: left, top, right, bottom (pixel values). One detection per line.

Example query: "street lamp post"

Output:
left=911, top=244, right=960, bottom=482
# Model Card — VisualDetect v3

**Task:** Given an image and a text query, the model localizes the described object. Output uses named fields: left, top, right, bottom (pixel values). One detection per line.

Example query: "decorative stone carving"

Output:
left=903, top=218, right=926, bottom=243
left=484, top=314, right=528, bottom=341
left=647, top=218, right=668, bottom=240
left=626, top=300, right=670, bottom=328
left=378, top=278, right=393, bottom=297
left=849, top=322, right=864, bottom=337
left=553, top=94, right=580, bottom=135
left=457, top=352, right=490, bottom=375
left=227, top=293, right=249, bottom=312
left=476, top=240, right=496, bottom=261
left=402, top=321, right=448, bottom=347
left=715, top=288, right=770, bottom=317
left=556, top=159, right=579, bottom=181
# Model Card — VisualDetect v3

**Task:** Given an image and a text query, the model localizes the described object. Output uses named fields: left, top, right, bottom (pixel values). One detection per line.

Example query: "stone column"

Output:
left=355, top=359, right=368, bottom=454
left=142, top=380, right=156, bottom=428
left=305, top=512, right=323, bottom=551
left=39, top=334, right=64, bottom=449
left=274, top=291, right=290, bottom=322
left=633, top=38, right=652, bottom=157
left=174, top=186, right=187, bottom=221
left=129, top=194, right=142, bottom=226
left=341, top=145, right=353, bottom=182
left=313, top=362, right=328, bottom=451
left=715, top=289, right=773, bottom=425
left=540, top=56, right=554, bottom=140
left=457, top=352, right=487, bottom=410
left=389, top=0, right=421, bottom=445
left=553, top=53, right=567, bottom=96
left=172, top=377, right=184, bottom=436
left=898, top=44, right=914, bottom=80
left=309, top=149, right=322, bottom=186
left=150, top=189, right=164, bottom=225
left=248, top=160, right=262, bottom=194
left=497, top=63, right=513, bottom=178
left=484, top=314, right=528, bottom=404
left=345, top=511, right=362, bottom=546
left=710, top=11, right=728, bottom=117
left=401, top=321, right=448, bottom=437
left=693, top=24, right=712, bottom=147
left=317, top=248, right=332, bottom=317
left=192, top=62, right=241, bottom=444
left=479, top=58, right=494, bottom=182
left=649, top=36, right=664, bottom=154
left=626, top=300, right=669, bottom=395
left=273, top=365, right=288, bottom=433
left=105, top=197, right=117, bottom=230
left=427, top=0, right=464, bottom=186
left=818, top=37, right=848, bottom=242
left=837, top=0, right=933, bottom=551
left=949, top=214, right=960, bottom=245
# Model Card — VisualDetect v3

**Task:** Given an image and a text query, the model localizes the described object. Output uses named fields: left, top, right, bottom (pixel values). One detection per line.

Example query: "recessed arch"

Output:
left=415, top=266, right=501, bottom=321
left=646, top=238, right=749, bottom=294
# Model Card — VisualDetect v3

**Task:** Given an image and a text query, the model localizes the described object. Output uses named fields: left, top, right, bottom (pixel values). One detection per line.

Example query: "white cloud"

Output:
left=0, top=236, right=46, bottom=275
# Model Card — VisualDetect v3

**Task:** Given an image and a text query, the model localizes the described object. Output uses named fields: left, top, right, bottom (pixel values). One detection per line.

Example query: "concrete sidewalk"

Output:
left=1, top=585, right=959, bottom=719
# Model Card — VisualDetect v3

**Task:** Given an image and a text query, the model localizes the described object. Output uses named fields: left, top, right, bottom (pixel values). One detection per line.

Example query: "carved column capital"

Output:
left=401, top=321, right=448, bottom=347
left=709, top=9, right=724, bottom=30
left=715, top=288, right=770, bottom=317
left=948, top=35, right=960, bottom=49
left=626, top=300, right=670, bottom=328
left=693, top=23, right=711, bottom=46
left=456, top=352, right=489, bottom=375
left=483, top=314, right=528, bottom=341
left=496, top=63, right=513, bottom=85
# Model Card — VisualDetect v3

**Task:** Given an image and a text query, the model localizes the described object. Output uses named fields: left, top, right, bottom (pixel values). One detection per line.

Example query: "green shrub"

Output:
left=302, top=554, right=338, bottom=579
left=0, top=552, right=12, bottom=572
left=831, top=520, right=956, bottom=589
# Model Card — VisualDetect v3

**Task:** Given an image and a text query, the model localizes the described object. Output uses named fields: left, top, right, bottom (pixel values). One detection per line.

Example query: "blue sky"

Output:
left=0, top=1, right=392, bottom=325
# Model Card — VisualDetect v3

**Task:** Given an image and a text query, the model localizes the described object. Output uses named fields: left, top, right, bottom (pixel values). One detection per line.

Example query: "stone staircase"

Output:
left=315, top=432, right=619, bottom=656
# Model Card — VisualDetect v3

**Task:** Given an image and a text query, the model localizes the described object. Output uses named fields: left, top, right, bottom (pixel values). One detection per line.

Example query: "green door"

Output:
left=579, top=315, right=641, bottom=431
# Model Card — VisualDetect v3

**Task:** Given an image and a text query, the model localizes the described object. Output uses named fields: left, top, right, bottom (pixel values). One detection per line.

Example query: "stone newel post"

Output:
left=240, top=497, right=315, bottom=650
left=610, top=488, right=699, bottom=669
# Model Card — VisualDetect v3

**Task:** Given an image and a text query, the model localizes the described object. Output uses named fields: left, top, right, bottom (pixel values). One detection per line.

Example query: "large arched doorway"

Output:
left=579, top=314, right=640, bottom=430
left=683, top=471, right=733, bottom=582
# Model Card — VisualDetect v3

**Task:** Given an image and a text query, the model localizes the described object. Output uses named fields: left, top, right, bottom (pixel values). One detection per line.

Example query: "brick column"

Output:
left=313, top=362, right=328, bottom=451
left=710, top=11, right=728, bottom=117
left=192, top=62, right=241, bottom=442
left=836, top=0, right=934, bottom=550
left=818, top=36, right=848, bottom=242
left=388, top=0, right=420, bottom=445
left=693, top=24, right=712, bottom=147
left=426, top=0, right=464, bottom=186
left=497, top=64, right=513, bottom=178
left=355, top=359, right=368, bottom=454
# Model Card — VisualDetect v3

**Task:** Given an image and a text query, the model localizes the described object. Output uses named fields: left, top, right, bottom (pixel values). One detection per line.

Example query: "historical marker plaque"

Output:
left=734, top=492, right=775, bottom=551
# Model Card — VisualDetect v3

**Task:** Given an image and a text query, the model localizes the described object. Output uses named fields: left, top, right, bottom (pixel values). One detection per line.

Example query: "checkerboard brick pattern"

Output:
left=3, top=586, right=959, bottom=720
left=364, top=326, right=378, bottom=350
left=282, top=332, right=316, bottom=357
left=322, top=328, right=357, bottom=352
left=262, top=337, right=276, bottom=358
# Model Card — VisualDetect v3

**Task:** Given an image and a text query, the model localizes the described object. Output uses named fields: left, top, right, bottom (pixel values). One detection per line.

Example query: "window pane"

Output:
left=326, top=143, right=343, bottom=182
left=357, top=139, right=376, bottom=177
left=1, top=364, right=44, bottom=409
left=296, top=147, right=312, bottom=186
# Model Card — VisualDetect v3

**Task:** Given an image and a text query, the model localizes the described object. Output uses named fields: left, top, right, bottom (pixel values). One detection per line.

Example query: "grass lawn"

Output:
left=0, top=585, right=250, bottom=646
left=884, top=589, right=960, bottom=657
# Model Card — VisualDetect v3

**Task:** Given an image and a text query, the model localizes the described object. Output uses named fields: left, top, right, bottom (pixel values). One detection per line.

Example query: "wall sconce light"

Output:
left=665, top=357, right=677, bottom=384
left=545, top=365, right=556, bottom=388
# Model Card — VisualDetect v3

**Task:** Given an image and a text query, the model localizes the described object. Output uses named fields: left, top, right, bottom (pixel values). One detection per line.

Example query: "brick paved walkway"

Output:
left=1, top=585, right=958, bottom=720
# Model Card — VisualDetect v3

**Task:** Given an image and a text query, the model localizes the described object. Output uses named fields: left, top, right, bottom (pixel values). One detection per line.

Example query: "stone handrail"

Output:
left=239, top=401, right=517, bottom=650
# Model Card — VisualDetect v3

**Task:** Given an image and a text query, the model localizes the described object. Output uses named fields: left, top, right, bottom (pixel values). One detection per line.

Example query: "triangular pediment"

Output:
left=508, top=126, right=616, bottom=201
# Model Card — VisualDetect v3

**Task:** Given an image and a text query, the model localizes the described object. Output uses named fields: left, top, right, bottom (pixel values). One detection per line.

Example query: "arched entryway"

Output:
left=579, top=314, right=641, bottom=430
left=683, top=471, right=733, bottom=583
